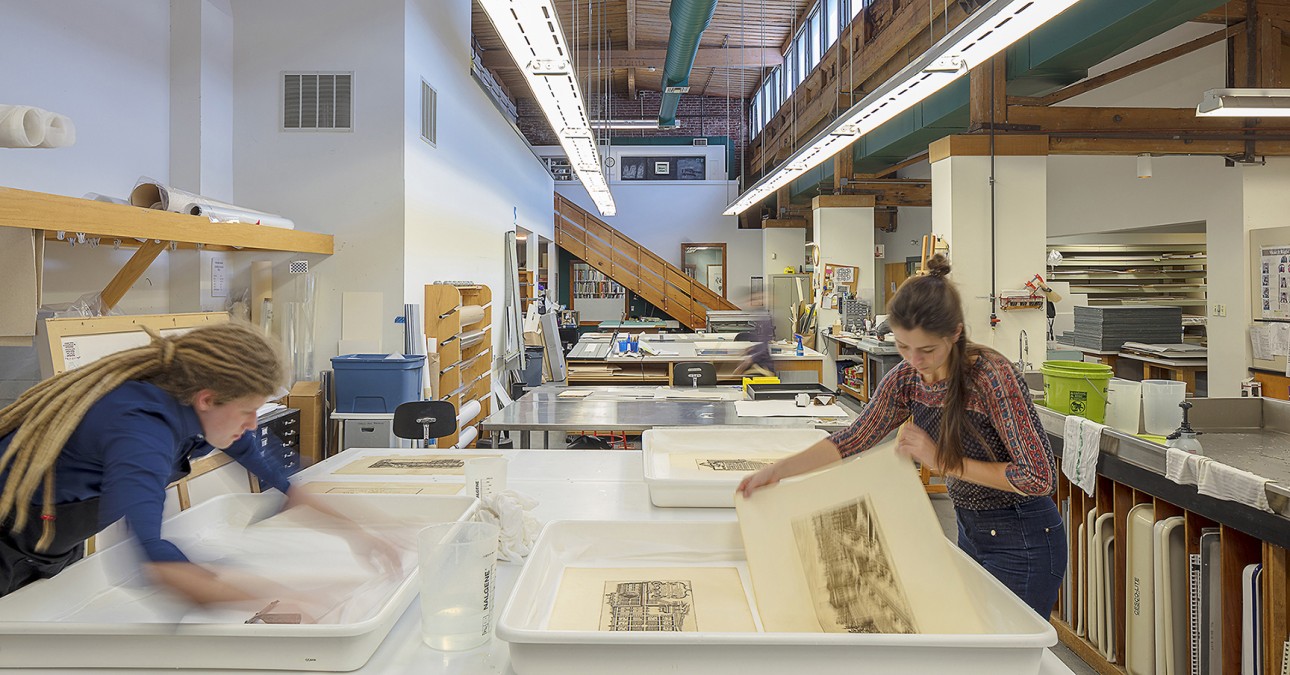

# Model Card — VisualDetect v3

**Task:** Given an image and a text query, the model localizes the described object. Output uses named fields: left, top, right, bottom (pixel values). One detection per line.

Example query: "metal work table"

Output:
left=479, top=384, right=855, bottom=448
left=566, top=339, right=825, bottom=384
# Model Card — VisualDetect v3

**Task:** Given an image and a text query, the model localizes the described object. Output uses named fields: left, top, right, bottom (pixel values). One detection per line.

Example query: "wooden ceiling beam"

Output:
left=1005, top=105, right=1260, bottom=132
left=853, top=152, right=930, bottom=179
left=1046, top=136, right=1290, bottom=156
left=969, top=54, right=1008, bottom=131
left=481, top=48, right=782, bottom=70
left=627, top=0, right=637, bottom=100
left=840, top=180, right=931, bottom=207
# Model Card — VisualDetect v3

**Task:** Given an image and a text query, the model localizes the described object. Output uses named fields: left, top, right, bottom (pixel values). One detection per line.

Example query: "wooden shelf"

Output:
left=0, top=186, right=333, bottom=254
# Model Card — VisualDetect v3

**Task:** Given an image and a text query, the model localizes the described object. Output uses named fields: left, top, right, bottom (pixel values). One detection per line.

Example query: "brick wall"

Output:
left=516, top=91, right=749, bottom=178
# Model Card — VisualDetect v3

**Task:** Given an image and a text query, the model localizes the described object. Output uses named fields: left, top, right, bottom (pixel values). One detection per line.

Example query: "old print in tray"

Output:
left=548, top=567, right=756, bottom=633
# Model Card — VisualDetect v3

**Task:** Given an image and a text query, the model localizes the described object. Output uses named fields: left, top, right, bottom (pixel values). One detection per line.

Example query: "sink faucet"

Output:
left=1017, top=329, right=1032, bottom=372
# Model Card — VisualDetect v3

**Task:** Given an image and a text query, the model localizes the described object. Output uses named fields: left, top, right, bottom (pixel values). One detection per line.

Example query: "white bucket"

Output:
left=1104, top=379, right=1142, bottom=434
left=1141, top=380, right=1186, bottom=435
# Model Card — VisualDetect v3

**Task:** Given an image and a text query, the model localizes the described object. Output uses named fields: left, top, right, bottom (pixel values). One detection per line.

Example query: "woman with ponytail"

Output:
left=739, top=255, right=1065, bottom=616
left=0, top=321, right=395, bottom=602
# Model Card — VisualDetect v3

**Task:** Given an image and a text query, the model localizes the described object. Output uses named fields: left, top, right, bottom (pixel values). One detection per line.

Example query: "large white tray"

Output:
left=497, top=520, right=1056, bottom=675
left=642, top=427, right=829, bottom=507
left=0, top=492, right=478, bottom=671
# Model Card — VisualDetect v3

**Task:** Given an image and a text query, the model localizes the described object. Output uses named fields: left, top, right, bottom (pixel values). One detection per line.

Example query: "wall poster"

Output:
left=1259, top=246, right=1290, bottom=319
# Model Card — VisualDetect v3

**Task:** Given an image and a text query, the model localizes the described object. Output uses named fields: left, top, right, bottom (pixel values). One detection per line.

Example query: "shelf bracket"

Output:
left=100, top=239, right=168, bottom=311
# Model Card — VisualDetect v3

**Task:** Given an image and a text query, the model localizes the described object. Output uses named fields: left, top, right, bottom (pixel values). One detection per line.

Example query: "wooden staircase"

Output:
left=554, top=194, right=739, bottom=329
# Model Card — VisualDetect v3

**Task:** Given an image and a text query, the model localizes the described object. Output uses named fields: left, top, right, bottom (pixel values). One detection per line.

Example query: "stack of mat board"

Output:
left=1072, top=306, right=1183, bottom=351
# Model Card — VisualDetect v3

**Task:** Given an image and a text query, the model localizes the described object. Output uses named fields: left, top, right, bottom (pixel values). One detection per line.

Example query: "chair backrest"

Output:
left=392, top=401, right=458, bottom=443
left=672, top=362, right=717, bottom=387
left=735, top=331, right=754, bottom=342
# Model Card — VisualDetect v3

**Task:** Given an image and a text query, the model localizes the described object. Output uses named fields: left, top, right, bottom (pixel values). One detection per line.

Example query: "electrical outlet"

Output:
left=1212, top=304, right=1226, bottom=317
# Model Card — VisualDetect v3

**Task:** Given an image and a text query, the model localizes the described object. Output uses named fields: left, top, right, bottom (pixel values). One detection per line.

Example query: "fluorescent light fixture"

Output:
left=1197, top=88, right=1290, bottom=117
left=724, top=0, right=1084, bottom=216
left=477, top=0, right=616, bottom=216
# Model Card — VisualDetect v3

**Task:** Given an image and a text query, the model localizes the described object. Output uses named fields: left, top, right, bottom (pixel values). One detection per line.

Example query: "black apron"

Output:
left=0, top=497, right=101, bottom=596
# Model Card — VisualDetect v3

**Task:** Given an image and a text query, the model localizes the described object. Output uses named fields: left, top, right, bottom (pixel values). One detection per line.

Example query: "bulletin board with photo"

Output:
left=1248, top=226, right=1290, bottom=372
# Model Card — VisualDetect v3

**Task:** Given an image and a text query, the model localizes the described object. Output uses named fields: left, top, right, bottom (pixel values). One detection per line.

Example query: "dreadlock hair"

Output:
left=887, top=255, right=1001, bottom=476
left=0, top=321, right=285, bottom=552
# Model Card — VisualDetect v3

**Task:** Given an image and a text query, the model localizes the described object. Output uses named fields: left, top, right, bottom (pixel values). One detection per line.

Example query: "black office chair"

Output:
left=673, top=362, right=717, bottom=387
left=393, top=401, right=458, bottom=448
left=734, top=331, right=754, bottom=342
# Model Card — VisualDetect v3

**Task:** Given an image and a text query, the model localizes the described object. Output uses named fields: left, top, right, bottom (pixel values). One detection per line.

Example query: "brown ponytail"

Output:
left=888, top=255, right=995, bottom=475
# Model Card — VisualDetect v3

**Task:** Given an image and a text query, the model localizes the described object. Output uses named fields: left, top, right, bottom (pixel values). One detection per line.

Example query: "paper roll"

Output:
left=457, top=398, right=483, bottom=425
left=0, top=105, right=46, bottom=148
left=188, top=203, right=296, bottom=230
left=459, top=329, right=487, bottom=348
left=37, top=112, right=75, bottom=148
left=454, top=425, right=479, bottom=448
left=459, top=304, right=485, bottom=327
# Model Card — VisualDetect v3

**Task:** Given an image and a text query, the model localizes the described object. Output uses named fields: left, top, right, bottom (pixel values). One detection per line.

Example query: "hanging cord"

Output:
left=988, top=56, right=999, bottom=330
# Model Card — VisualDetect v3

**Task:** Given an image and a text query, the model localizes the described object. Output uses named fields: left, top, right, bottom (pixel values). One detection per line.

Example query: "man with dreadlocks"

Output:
left=0, top=321, right=394, bottom=602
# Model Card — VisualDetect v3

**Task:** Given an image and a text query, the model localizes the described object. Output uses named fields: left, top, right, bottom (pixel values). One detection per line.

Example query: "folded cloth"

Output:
left=1165, top=447, right=1211, bottom=485
left=1197, top=460, right=1274, bottom=513
left=1062, top=414, right=1105, bottom=497
left=477, top=490, right=542, bottom=563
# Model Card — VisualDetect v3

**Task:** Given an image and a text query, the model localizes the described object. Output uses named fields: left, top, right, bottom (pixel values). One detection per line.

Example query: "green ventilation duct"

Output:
left=658, top=0, right=719, bottom=129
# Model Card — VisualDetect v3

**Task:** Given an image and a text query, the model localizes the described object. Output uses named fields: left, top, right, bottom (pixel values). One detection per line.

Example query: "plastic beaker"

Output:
left=418, top=521, right=500, bottom=651
left=1141, top=380, right=1186, bottom=435
left=1103, top=379, right=1142, bottom=434
left=464, top=457, right=508, bottom=500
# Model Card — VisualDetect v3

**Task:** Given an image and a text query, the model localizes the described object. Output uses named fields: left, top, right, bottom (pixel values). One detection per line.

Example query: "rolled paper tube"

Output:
left=130, top=180, right=165, bottom=208
left=459, top=304, right=485, bottom=327
left=189, top=202, right=295, bottom=229
left=0, top=106, right=46, bottom=147
left=37, top=113, right=75, bottom=148
left=459, top=329, right=486, bottom=348
left=457, top=398, right=483, bottom=425
left=83, top=193, right=129, bottom=205
left=455, top=425, right=479, bottom=448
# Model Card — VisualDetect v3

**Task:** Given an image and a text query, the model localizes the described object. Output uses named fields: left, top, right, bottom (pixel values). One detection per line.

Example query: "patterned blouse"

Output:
left=828, top=348, right=1056, bottom=511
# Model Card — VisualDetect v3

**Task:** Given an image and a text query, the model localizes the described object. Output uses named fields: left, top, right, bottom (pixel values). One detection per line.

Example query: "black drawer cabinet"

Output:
left=257, top=407, right=301, bottom=476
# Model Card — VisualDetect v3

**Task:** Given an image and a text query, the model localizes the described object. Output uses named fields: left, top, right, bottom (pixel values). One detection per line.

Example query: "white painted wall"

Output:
left=557, top=181, right=760, bottom=308
left=933, top=154, right=1047, bottom=363
left=763, top=228, right=805, bottom=279
left=1047, top=155, right=1244, bottom=395
left=813, top=205, right=875, bottom=388
left=403, top=0, right=554, bottom=363
left=232, top=0, right=408, bottom=361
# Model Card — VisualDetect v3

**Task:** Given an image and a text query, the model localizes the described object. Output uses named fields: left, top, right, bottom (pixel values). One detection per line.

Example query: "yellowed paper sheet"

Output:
left=299, top=481, right=463, bottom=495
left=735, top=444, right=983, bottom=634
left=548, top=567, right=756, bottom=632
left=332, top=454, right=499, bottom=476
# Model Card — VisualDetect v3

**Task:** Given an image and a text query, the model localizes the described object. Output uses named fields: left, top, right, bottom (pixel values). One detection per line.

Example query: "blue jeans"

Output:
left=956, top=497, right=1067, bottom=617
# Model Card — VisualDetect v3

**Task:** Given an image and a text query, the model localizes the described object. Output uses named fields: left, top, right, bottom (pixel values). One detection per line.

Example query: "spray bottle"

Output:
left=1165, top=400, right=1203, bottom=454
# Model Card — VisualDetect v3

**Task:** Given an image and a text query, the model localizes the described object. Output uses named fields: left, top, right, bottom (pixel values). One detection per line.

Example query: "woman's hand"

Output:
left=737, top=463, right=780, bottom=498
left=895, top=422, right=940, bottom=472
left=284, top=488, right=404, bottom=576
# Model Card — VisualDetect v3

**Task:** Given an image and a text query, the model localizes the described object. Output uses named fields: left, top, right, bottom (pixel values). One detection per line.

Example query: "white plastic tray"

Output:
left=0, top=492, right=478, bottom=671
left=497, top=520, right=1056, bottom=675
left=641, top=427, right=829, bottom=507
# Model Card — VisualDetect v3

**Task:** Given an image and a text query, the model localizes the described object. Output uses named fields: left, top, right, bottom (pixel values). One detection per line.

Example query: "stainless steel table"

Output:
left=479, top=384, right=857, bottom=448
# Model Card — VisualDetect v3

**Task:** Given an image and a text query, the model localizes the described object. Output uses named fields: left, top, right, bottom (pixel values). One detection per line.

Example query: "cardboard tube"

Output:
left=459, top=304, right=485, bottom=327
left=460, top=329, right=486, bottom=348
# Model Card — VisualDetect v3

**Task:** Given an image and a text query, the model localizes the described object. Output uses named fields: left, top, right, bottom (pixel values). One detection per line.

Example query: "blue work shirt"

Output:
left=0, top=381, right=292, bottom=563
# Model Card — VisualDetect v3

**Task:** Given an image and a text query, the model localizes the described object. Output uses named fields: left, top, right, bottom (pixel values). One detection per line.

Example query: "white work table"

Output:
left=15, top=448, right=1076, bottom=674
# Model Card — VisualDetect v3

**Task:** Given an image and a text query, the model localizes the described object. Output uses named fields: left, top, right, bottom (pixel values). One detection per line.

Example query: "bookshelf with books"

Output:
left=570, top=261, right=625, bottom=324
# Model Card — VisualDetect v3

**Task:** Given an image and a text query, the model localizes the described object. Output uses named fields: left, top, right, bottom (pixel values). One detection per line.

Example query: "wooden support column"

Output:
left=626, top=0, right=637, bottom=100
left=776, top=185, right=793, bottom=217
left=833, top=148, right=855, bottom=191
left=100, top=239, right=168, bottom=311
left=969, top=54, right=1008, bottom=131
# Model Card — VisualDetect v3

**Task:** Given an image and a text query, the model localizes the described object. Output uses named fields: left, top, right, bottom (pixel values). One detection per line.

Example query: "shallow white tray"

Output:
left=497, top=520, right=1056, bottom=675
left=641, top=427, right=829, bottom=507
left=0, top=492, right=478, bottom=671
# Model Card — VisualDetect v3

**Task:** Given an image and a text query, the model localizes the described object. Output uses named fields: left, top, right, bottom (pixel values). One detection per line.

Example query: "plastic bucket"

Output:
left=1041, top=360, right=1113, bottom=422
left=1103, top=379, right=1142, bottom=434
left=1141, top=379, right=1186, bottom=435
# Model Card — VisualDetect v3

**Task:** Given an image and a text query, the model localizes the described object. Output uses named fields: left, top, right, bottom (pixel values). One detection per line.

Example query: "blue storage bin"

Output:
left=331, top=353, right=425, bottom=413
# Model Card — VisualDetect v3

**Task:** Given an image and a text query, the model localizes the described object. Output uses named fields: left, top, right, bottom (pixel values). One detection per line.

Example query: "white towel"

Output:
left=1062, top=414, right=1105, bottom=497
left=1165, top=447, right=1211, bottom=485
left=1197, top=460, right=1274, bottom=513
left=476, top=490, right=541, bottom=563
